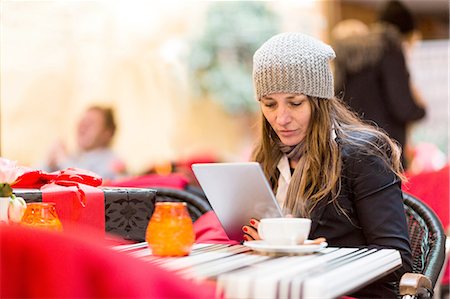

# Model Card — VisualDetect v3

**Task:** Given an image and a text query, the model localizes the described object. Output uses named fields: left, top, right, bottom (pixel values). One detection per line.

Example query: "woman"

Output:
left=242, top=32, right=412, bottom=298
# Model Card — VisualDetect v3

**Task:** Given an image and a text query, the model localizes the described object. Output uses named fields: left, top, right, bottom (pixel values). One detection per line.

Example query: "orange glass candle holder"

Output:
left=146, top=202, right=195, bottom=257
left=20, top=202, right=63, bottom=232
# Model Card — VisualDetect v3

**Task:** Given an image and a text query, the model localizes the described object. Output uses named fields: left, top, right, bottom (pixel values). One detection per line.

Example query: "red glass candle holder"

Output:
left=146, top=202, right=195, bottom=257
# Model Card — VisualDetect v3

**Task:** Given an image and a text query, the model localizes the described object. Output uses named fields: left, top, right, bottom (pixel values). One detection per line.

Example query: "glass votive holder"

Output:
left=20, top=202, right=63, bottom=232
left=146, top=202, right=195, bottom=257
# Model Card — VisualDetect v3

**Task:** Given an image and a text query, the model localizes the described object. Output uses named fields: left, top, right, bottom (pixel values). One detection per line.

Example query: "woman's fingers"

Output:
left=242, top=219, right=325, bottom=244
left=242, top=233, right=253, bottom=242
left=249, top=218, right=259, bottom=230
left=242, top=225, right=260, bottom=241
left=308, top=237, right=326, bottom=244
left=242, top=218, right=261, bottom=241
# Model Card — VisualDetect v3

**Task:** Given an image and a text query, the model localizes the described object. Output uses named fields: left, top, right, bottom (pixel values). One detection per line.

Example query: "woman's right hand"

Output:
left=242, top=218, right=261, bottom=241
left=242, top=217, right=327, bottom=245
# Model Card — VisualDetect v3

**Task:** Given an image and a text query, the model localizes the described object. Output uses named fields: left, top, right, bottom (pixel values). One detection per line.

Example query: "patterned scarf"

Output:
left=276, top=139, right=305, bottom=163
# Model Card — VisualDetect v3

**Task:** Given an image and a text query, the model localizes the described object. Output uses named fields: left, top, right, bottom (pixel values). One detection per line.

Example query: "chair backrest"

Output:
left=403, top=192, right=446, bottom=288
left=154, top=187, right=212, bottom=222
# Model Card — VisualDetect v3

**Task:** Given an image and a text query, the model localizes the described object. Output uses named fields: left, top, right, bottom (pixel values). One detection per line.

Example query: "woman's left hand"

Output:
left=242, top=218, right=260, bottom=241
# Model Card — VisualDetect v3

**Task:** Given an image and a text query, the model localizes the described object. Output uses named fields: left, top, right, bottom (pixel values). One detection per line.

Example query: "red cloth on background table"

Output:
left=403, top=165, right=449, bottom=285
left=13, top=167, right=103, bottom=189
left=12, top=168, right=105, bottom=233
left=0, top=224, right=218, bottom=299
left=105, top=173, right=189, bottom=190
left=40, top=183, right=104, bottom=232
left=193, top=211, right=239, bottom=245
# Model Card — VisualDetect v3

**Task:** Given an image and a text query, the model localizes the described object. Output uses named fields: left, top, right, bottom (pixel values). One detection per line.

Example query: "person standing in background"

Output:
left=332, top=0, right=427, bottom=168
left=42, top=105, right=126, bottom=181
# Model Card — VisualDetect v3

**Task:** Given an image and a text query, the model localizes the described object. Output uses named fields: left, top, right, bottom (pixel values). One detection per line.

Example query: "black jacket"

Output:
left=308, top=144, right=412, bottom=298
left=333, top=23, right=426, bottom=166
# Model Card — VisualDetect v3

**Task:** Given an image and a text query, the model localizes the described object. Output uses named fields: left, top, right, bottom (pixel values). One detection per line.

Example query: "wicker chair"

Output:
left=154, top=187, right=212, bottom=222
left=399, top=192, right=447, bottom=299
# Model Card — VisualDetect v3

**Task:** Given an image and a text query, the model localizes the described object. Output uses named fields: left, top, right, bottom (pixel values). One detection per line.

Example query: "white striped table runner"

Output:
left=113, top=243, right=401, bottom=299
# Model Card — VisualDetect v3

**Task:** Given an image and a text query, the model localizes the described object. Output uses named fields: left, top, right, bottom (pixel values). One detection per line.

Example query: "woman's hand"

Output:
left=242, top=218, right=327, bottom=245
left=242, top=218, right=261, bottom=241
left=308, top=237, right=326, bottom=245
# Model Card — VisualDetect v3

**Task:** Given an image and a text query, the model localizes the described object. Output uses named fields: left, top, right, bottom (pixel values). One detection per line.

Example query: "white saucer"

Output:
left=243, top=240, right=328, bottom=254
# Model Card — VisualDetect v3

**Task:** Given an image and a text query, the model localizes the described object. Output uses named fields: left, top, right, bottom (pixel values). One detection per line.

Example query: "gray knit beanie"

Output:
left=253, top=32, right=336, bottom=100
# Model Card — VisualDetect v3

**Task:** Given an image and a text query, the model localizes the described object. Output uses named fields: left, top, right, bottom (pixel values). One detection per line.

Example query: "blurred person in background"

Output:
left=332, top=0, right=427, bottom=169
left=42, top=105, right=126, bottom=181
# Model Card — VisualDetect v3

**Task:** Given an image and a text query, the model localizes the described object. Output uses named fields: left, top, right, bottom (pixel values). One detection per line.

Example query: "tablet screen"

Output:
left=192, top=162, right=283, bottom=242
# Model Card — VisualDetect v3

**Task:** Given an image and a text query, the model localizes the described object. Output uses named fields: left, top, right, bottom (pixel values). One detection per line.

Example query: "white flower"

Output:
left=8, top=197, right=26, bottom=223
left=0, top=158, right=21, bottom=197
left=0, top=158, right=20, bottom=184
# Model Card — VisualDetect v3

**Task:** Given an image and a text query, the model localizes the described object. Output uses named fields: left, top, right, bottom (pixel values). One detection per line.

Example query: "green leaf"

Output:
left=0, top=183, right=13, bottom=198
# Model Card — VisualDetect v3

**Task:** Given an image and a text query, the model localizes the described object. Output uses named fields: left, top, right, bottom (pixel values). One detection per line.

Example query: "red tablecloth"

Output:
left=0, top=224, right=218, bottom=298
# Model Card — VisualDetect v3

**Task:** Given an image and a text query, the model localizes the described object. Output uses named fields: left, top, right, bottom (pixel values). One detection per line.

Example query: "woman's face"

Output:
left=260, top=93, right=311, bottom=146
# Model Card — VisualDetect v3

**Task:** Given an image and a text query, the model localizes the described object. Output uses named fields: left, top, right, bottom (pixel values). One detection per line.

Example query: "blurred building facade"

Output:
left=1, top=0, right=448, bottom=175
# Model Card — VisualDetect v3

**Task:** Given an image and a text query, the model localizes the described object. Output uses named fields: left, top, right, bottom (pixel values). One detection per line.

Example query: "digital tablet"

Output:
left=192, top=162, right=283, bottom=242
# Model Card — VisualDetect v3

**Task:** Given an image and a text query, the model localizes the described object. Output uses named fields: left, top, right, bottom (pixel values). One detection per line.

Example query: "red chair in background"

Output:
left=104, top=153, right=219, bottom=190
left=105, top=172, right=190, bottom=190
left=403, top=164, right=449, bottom=297
left=403, top=165, right=449, bottom=231
left=0, top=224, right=217, bottom=299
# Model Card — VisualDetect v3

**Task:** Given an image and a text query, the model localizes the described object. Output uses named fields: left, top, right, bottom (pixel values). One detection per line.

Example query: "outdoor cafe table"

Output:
left=113, top=242, right=402, bottom=299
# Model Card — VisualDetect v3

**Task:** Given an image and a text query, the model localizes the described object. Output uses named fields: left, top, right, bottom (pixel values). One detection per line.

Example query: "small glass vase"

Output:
left=146, top=202, right=195, bottom=257
left=0, top=197, right=10, bottom=223
left=20, top=202, right=63, bottom=232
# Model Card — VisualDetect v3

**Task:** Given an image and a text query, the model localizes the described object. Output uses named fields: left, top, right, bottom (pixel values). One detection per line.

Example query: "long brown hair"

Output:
left=252, top=96, right=404, bottom=217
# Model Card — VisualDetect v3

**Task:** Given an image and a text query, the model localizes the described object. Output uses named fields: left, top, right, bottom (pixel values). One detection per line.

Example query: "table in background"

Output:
left=114, top=243, right=401, bottom=299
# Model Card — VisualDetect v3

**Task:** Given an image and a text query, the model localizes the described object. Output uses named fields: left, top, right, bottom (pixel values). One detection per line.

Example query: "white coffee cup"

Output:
left=258, top=218, right=311, bottom=246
